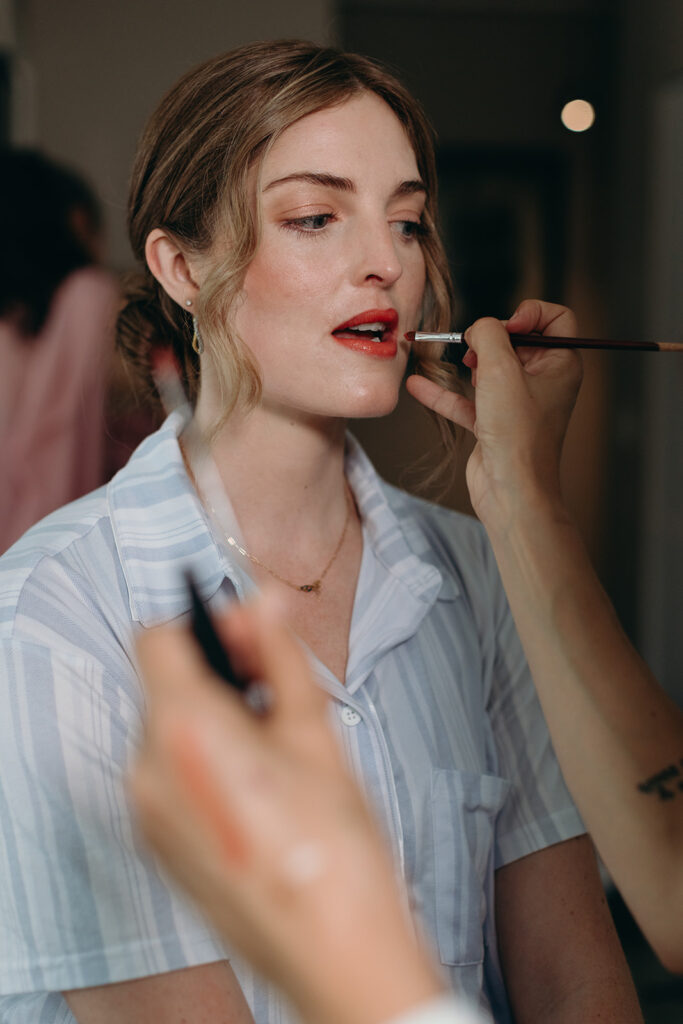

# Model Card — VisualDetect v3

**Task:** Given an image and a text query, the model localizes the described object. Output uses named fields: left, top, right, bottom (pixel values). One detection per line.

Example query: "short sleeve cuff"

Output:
left=495, top=805, right=586, bottom=869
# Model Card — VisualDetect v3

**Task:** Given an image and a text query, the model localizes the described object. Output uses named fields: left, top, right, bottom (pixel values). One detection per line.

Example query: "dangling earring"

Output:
left=192, top=316, right=204, bottom=355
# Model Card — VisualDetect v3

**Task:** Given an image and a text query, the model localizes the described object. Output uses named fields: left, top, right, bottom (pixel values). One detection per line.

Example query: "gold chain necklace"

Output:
left=211, top=486, right=354, bottom=596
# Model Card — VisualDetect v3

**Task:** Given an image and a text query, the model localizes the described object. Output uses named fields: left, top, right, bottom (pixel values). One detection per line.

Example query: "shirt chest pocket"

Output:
left=431, top=768, right=510, bottom=967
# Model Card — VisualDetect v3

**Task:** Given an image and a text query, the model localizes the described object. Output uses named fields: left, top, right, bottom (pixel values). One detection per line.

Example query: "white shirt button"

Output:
left=341, top=705, right=361, bottom=726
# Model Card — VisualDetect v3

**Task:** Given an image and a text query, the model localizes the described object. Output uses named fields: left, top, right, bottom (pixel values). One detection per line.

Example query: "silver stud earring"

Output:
left=185, top=298, right=193, bottom=307
left=191, top=316, right=204, bottom=355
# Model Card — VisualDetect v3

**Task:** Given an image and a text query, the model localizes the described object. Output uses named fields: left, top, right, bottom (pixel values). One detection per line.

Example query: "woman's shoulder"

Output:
left=0, top=415, right=193, bottom=654
left=379, top=480, right=505, bottom=618
left=0, top=486, right=123, bottom=646
left=382, top=480, right=488, bottom=552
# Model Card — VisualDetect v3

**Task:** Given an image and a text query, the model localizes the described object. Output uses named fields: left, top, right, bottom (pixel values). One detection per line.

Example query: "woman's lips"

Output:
left=332, top=331, right=398, bottom=358
left=331, top=308, right=399, bottom=358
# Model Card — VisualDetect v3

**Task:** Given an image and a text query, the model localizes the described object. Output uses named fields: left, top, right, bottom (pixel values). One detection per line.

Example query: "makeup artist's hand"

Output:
left=406, top=299, right=582, bottom=530
left=130, top=595, right=447, bottom=1024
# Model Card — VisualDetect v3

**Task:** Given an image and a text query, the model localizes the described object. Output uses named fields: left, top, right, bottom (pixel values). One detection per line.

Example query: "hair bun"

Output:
left=116, top=270, right=197, bottom=408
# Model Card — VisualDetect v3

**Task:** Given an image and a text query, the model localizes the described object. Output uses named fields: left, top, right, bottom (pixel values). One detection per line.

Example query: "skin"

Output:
left=67, top=97, right=643, bottom=1021
left=224, top=92, right=427, bottom=424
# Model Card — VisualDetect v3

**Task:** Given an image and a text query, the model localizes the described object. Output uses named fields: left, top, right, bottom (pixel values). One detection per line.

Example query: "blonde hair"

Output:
left=118, top=39, right=460, bottom=445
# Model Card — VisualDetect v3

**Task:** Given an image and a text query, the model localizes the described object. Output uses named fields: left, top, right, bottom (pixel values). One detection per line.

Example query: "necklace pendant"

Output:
left=299, top=580, right=321, bottom=594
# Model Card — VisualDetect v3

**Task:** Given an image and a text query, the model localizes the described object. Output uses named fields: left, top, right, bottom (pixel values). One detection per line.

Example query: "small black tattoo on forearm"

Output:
left=637, top=759, right=683, bottom=801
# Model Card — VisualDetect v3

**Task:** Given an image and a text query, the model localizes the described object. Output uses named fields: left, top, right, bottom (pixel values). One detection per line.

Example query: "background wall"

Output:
left=343, top=0, right=616, bottom=566
left=6, top=0, right=337, bottom=266
left=635, top=1, right=683, bottom=706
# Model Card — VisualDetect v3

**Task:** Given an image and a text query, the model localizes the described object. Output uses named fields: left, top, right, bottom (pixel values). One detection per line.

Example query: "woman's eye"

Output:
left=393, top=219, right=423, bottom=241
left=284, top=213, right=335, bottom=234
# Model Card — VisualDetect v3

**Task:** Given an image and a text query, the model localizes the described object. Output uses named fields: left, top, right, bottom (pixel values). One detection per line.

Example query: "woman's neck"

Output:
left=195, top=403, right=352, bottom=561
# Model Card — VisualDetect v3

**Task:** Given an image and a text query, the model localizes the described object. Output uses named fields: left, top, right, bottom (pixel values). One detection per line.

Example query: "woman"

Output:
left=0, top=42, right=641, bottom=1023
left=0, top=149, right=119, bottom=553
left=129, top=315, right=683, bottom=1024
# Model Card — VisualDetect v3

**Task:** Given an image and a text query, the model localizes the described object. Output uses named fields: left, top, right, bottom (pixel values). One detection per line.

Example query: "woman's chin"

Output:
left=263, top=379, right=402, bottom=424
left=341, top=383, right=401, bottom=420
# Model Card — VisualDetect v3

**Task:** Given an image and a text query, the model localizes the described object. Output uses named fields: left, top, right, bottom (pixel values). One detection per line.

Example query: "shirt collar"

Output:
left=107, top=410, right=249, bottom=627
left=344, top=434, right=460, bottom=603
left=108, top=415, right=459, bottom=628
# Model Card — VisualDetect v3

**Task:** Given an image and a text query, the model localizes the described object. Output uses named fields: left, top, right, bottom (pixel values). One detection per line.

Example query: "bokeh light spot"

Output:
left=561, top=99, right=596, bottom=132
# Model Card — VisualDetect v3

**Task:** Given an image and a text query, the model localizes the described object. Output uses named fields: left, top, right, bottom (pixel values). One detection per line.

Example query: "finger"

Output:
left=257, top=592, right=330, bottom=723
left=463, top=318, right=523, bottom=378
left=223, top=593, right=330, bottom=727
left=514, top=344, right=583, bottom=382
left=130, top=717, right=250, bottom=872
left=505, top=298, right=577, bottom=339
left=405, top=374, right=476, bottom=432
left=464, top=317, right=576, bottom=387
left=136, top=621, right=216, bottom=705
left=462, top=349, right=477, bottom=370
left=218, top=595, right=279, bottom=681
left=512, top=344, right=563, bottom=372
left=166, top=716, right=251, bottom=867
left=212, top=603, right=265, bottom=683
left=137, top=613, right=260, bottom=755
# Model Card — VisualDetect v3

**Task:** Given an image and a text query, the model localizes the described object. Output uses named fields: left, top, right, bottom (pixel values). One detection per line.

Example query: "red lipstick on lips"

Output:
left=331, top=308, right=399, bottom=358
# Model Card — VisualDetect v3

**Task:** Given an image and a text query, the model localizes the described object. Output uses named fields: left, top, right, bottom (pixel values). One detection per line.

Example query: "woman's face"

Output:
left=232, top=91, right=427, bottom=422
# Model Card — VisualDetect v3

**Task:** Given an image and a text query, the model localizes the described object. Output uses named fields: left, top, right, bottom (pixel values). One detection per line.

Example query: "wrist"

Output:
left=476, top=474, right=572, bottom=545
left=480, top=489, right=597, bottom=641
left=297, top=934, right=444, bottom=1024
left=382, top=993, right=488, bottom=1024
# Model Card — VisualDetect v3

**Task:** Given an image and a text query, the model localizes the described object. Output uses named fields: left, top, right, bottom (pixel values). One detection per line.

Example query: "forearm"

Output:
left=484, top=490, right=683, bottom=968
left=519, top=979, right=643, bottom=1024
left=385, top=994, right=488, bottom=1024
left=63, top=961, right=256, bottom=1024
left=496, top=837, right=642, bottom=1023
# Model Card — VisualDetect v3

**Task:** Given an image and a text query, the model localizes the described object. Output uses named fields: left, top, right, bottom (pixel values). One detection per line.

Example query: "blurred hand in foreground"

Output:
left=131, top=594, right=445, bottom=1024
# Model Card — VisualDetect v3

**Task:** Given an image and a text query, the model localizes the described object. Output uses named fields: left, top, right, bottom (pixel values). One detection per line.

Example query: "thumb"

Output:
left=222, top=591, right=329, bottom=725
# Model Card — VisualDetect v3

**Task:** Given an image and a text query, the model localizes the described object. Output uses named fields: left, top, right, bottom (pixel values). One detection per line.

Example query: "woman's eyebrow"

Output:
left=263, top=171, right=354, bottom=193
left=391, top=179, right=427, bottom=200
left=262, top=171, right=427, bottom=200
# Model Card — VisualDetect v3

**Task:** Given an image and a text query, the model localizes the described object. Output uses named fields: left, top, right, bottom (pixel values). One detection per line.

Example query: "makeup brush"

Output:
left=405, top=331, right=683, bottom=352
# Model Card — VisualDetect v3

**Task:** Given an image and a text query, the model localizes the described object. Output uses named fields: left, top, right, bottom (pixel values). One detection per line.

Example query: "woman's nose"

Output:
left=351, top=221, right=403, bottom=288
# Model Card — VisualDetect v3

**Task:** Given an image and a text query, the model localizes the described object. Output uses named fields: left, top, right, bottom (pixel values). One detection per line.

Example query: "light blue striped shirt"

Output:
left=0, top=411, right=584, bottom=1024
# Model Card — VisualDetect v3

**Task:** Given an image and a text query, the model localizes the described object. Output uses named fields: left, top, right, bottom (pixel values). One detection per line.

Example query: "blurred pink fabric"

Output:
left=0, top=267, right=120, bottom=553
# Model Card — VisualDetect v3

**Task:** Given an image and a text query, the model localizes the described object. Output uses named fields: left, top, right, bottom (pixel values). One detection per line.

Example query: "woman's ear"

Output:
left=145, top=229, right=200, bottom=307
